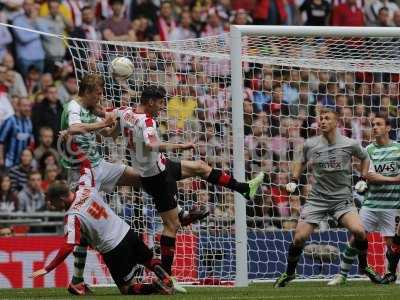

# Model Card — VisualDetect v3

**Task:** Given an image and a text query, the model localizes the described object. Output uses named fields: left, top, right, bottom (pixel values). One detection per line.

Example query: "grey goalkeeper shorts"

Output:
left=300, top=199, right=357, bottom=225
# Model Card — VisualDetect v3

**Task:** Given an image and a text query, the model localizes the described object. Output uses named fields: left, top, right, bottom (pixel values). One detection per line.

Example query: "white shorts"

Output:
left=68, top=159, right=126, bottom=193
left=359, top=208, right=397, bottom=237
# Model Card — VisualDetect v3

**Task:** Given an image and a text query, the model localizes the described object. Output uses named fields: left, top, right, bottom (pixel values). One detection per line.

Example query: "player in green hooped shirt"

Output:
left=358, top=112, right=400, bottom=284
left=59, top=74, right=143, bottom=295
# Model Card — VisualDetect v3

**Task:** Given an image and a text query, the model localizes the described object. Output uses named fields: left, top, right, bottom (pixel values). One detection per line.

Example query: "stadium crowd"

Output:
left=1, top=0, right=400, bottom=234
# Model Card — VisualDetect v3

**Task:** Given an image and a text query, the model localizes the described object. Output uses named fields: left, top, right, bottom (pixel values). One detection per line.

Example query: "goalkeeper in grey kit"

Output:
left=274, top=107, right=381, bottom=288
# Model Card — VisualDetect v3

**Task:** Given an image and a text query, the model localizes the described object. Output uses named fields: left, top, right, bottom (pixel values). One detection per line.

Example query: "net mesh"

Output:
left=64, top=32, right=400, bottom=284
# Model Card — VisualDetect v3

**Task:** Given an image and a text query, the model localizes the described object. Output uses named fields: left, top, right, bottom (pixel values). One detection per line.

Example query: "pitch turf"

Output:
left=1, top=282, right=400, bottom=300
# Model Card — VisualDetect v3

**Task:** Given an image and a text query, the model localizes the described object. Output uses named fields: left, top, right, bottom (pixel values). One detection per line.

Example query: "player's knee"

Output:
left=163, top=218, right=180, bottom=233
left=293, top=235, right=307, bottom=247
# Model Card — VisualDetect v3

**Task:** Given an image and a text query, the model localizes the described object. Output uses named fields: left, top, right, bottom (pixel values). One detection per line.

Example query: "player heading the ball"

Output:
left=111, top=85, right=265, bottom=281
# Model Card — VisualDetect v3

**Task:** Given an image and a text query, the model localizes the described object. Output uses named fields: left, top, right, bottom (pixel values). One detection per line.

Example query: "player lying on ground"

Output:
left=60, top=74, right=204, bottom=294
left=111, top=85, right=265, bottom=284
left=333, top=112, right=400, bottom=285
left=274, top=106, right=381, bottom=288
left=31, top=159, right=174, bottom=295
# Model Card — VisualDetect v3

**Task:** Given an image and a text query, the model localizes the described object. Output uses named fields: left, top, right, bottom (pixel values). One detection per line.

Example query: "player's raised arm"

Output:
left=32, top=184, right=80, bottom=278
left=142, top=118, right=194, bottom=152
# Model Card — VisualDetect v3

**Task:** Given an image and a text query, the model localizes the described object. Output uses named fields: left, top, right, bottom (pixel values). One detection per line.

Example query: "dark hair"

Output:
left=140, top=85, right=166, bottom=103
left=78, top=73, right=104, bottom=96
left=109, top=0, right=124, bottom=5
left=374, top=111, right=390, bottom=125
left=47, top=180, right=69, bottom=203
left=379, top=6, right=389, bottom=14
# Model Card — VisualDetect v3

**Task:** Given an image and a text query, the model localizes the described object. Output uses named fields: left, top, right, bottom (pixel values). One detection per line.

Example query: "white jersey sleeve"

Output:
left=68, top=100, right=83, bottom=125
left=142, top=117, right=159, bottom=146
left=64, top=214, right=81, bottom=245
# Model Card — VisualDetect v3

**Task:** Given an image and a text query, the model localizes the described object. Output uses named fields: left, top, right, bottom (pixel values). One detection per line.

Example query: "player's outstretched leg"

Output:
left=329, top=212, right=381, bottom=286
left=68, top=245, right=93, bottom=295
left=181, top=160, right=265, bottom=200
left=274, top=222, right=314, bottom=288
left=381, top=235, right=400, bottom=284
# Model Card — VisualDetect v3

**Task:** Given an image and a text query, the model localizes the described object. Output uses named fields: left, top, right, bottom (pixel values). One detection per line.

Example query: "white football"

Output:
left=110, top=57, right=134, bottom=80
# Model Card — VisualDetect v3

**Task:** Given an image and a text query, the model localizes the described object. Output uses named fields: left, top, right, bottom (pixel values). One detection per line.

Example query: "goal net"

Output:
left=7, top=24, right=396, bottom=285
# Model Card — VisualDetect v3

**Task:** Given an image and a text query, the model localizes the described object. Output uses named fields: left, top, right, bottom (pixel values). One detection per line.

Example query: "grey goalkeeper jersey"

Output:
left=299, top=133, right=368, bottom=203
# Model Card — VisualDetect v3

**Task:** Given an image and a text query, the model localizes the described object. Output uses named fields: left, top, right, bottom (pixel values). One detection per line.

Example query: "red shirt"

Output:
left=331, top=3, right=365, bottom=26
left=270, top=186, right=289, bottom=205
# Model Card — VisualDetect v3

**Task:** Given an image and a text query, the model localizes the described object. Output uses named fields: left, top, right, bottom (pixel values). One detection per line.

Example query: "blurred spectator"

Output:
left=99, top=0, right=136, bottom=42
left=33, top=127, right=59, bottom=162
left=0, top=91, right=14, bottom=126
left=230, top=9, right=252, bottom=25
left=167, top=86, right=197, bottom=129
left=130, top=0, right=159, bottom=25
left=157, top=0, right=177, bottom=41
left=39, top=0, right=72, bottom=21
left=394, top=9, right=400, bottom=26
left=0, top=12, right=12, bottom=61
left=57, top=73, right=78, bottom=104
left=1, top=0, right=24, bottom=22
left=2, top=53, right=28, bottom=98
left=41, top=164, right=60, bottom=192
left=31, top=84, right=62, bottom=144
left=0, top=175, right=19, bottom=212
left=132, top=15, right=159, bottom=42
left=70, top=5, right=103, bottom=61
left=12, top=0, right=45, bottom=76
left=299, top=0, right=331, bottom=26
left=331, top=0, right=365, bottom=26
left=38, top=0, right=73, bottom=73
left=366, top=0, right=399, bottom=25
left=18, top=170, right=45, bottom=212
left=373, top=6, right=392, bottom=26
left=0, top=97, right=33, bottom=168
left=64, top=0, right=87, bottom=27
left=9, top=148, right=35, bottom=192
left=201, top=8, right=224, bottom=37
left=190, top=5, right=204, bottom=37
left=253, top=0, right=288, bottom=25
left=169, top=11, right=196, bottom=41
left=25, top=65, right=41, bottom=96
left=38, top=151, right=60, bottom=177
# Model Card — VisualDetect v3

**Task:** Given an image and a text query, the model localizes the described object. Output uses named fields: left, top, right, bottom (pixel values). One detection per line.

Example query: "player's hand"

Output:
left=286, top=182, right=298, bottom=193
left=31, top=268, right=47, bottom=278
left=59, top=129, right=69, bottom=140
left=181, top=142, right=195, bottom=150
left=104, top=112, right=116, bottom=127
left=355, top=180, right=368, bottom=193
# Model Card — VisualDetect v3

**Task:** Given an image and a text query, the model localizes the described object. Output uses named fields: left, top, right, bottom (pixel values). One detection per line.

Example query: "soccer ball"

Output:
left=110, top=57, right=134, bottom=80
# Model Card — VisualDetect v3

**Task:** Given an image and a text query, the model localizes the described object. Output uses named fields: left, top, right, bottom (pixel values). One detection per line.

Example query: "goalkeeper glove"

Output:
left=355, top=178, right=368, bottom=194
left=286, top=178, right=299, bottom=193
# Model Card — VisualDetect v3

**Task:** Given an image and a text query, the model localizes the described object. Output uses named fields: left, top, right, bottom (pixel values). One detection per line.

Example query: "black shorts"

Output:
left=141, top=160, right=182, bottom=213
left=102, top=229, right=153, bottom=286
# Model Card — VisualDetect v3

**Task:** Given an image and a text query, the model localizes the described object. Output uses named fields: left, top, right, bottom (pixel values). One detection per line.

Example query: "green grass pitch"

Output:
left=1, top=282, right=400, bottom=300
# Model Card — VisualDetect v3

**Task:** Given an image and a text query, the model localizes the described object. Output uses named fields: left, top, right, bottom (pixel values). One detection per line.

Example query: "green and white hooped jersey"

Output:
left=363, top=141, right=400, bottom=210
left=60, top=99, right=102, bottom=169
